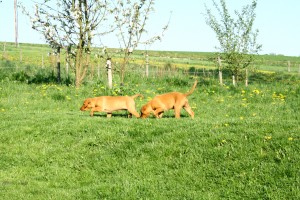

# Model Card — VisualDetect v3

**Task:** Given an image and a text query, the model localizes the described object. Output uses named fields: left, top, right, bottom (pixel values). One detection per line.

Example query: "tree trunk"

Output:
left=56, top=47, right=61, bottom=83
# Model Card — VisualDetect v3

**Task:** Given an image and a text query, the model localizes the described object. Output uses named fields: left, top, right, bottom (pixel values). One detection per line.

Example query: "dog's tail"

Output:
left=185, top=80, right=198, bottom=96
left=131, top=94, right=144, bottom=99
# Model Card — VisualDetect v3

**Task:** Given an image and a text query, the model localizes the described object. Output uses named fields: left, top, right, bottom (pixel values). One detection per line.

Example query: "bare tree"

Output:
left=111, top=0, right=170, bottom=84
left=20, top=0, right=113, bottom=87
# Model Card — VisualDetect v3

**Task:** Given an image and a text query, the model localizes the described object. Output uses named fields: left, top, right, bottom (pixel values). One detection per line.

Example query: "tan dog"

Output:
left=80, top=94, right=142, bottom=118
left=140, top=80, right=197, bottom=119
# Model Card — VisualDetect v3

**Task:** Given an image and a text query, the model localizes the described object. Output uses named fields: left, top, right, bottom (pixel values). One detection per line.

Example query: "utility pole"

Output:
left=14, top=0, right=18, bottom=47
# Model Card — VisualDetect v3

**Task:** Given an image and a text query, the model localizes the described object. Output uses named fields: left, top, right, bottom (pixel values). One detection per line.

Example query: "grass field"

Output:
left=2, top=42, right=300, bottom=73
left=0, top=42, right=300, bottom=199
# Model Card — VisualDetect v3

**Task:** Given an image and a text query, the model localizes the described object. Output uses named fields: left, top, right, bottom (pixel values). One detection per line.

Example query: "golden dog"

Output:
left=80, top=94, right=142, bottom=118
left=140, top=80, right=197, bottom=119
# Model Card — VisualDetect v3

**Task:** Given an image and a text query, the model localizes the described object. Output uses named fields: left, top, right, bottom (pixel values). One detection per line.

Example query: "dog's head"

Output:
left=80, top=98, right=93, bottom=111
left=140, top=103, right=152, bottom=119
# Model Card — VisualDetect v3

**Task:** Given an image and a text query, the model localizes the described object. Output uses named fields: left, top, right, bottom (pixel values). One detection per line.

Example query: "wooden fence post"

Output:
left=106, top=58, right=112, bottom=89
left=97, top=62, right=100, bottom=80
left=217, top=56, right=223, bottom=86
left=2, top=42, right=6, bottom=59
left=19, top=47, right=22, bottom=62
left=42, top=54, right=44, bottom=68
left=145, top=51, right=149, bottom=77
left=245, top=68, right=248, bottom=87
left=232, top=75, right=236, bottom=86
left=287, top=61, right=291, bottom=72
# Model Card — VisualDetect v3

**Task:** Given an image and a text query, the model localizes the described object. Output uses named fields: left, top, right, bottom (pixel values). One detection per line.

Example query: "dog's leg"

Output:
left=131, top=111, right=140, bottom=118
left=91, top=107, right=103, bottom=117
left=154, top=108, right=164, bottom=118
left=183, top=102, right=194, bottom=119
left=158, top=111, right=164, bottom=118
left=90, top=111, right=94, bottom=117
left=90, top=108, right=96, bottom=117
left=174, top=106, right=181, bottom=118
left=127, top=107, right=140, bottom=118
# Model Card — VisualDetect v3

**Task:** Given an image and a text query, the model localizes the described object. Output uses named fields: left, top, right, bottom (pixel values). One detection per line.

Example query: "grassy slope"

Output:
left=2, top=42, right=300, bottom=73
left=0, top=77, right=299, bottom=199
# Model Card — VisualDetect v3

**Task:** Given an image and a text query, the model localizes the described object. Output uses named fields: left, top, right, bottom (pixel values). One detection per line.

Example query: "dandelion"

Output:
left=253, top=89, right=260, bottom=95
left=224, top=123, right=229, bottom=127
left=217, top=98, right=224, bottom=103
left=241, top=103, right=247, bottom=107
left=288, top=137, right=293, bottom=141
left=252, top=113, right=257, bottom=117
left=240, top=116, right=244, bottom=120
left=1, top=108, right=5, bottom=112
left=272, top=92, right=286, bottom=101
left=264, top=136, right=272, bottom=140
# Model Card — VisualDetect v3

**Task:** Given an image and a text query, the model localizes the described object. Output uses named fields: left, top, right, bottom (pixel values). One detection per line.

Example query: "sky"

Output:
left=0, top=0, right=299, bottom=56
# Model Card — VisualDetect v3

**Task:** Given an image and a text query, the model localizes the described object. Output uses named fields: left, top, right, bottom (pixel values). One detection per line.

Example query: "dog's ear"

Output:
left=85, top=99, right=91, bottom=105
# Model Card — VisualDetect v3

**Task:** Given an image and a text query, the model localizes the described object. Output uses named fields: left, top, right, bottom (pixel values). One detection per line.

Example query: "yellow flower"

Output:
left=288, top=137, right=293, bottom=141
left=253, top=89, right=260, bottom=95
left=241, top=103, right=247, bottom=107
left=240, top=116, right=244, bottom=120
left=217, top=98, right=224, bottom=103
left=264, top=136, right=272, bottom=140
left=224, top=123, right=229, bottom=127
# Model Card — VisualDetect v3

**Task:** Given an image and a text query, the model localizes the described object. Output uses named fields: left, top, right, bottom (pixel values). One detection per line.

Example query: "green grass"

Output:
left=2, top=42, right=300, bottom=73
left=0, top=74, right=299, bottom=199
